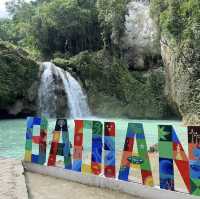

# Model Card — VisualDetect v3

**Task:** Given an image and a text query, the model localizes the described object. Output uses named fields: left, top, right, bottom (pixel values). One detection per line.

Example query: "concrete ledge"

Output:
left=0, top=158, right=28, bottom=199
left=23, top=161, right=197, bottom=199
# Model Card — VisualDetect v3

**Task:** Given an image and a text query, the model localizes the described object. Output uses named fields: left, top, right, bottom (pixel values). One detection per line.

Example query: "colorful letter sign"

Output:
left=104, top=122, right=116, bottom=178
left=24, top=117, right=48, bottom=164
left=73, top=120, right=84, bottom=171
left=158, top=125, right=190, bottom=192
left=188, top=126, right=200, bottom=196
left=24, top=117, right=200, bottom=196
left=91, top=121, right=103, bottom=175
left=48, top=119, right=72, bottom=169
left=118, top=123, right=153, bottom=187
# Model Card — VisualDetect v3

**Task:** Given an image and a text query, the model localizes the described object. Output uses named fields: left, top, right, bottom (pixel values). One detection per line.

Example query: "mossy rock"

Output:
left=150, top=0, right=200, bottom=123
left=0, top=40, right=39, bottom=118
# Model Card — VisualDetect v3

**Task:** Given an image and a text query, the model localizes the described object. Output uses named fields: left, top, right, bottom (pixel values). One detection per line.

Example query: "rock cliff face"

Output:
left=161, top=37, right=200, bottom=124
left=122, top=0, right=161, bottom=70
left=151, top=0, right=200, bottom=124
left=0, top=41, right=39, bottom=118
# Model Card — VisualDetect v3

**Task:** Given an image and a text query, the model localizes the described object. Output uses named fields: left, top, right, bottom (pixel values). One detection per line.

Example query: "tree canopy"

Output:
left=0, top=0, right=129, bottom=58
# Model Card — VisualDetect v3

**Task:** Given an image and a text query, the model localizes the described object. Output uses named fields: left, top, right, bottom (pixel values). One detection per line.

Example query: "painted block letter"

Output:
left=24, top=117, right=48, bottom=165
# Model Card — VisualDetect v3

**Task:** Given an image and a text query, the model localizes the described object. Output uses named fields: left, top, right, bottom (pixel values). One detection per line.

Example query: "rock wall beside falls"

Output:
left=150, top=0, right=200, bottom=124
left=160, top=36, right=200, bottom=124
left=160, top=38, right=192, bottom=122
left=0, top=41, right=39, bottom=118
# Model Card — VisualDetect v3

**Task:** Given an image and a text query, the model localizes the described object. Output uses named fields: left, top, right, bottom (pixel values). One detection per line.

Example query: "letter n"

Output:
left=158, top=125, right=190, bottom=192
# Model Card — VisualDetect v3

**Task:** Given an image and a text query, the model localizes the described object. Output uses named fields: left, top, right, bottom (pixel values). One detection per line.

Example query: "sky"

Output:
left=0, top=0, right=9, bottom=18
left=0, top=0, right=32, bottom=18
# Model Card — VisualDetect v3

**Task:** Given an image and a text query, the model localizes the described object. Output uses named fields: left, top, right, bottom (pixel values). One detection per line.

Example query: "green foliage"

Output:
left=150, top=0, right=200, bottom=75
left=0, top=1, right=40, bottom=58
left=0, top=0, right=103, bottom=58
left=0, top=40, right=39, bottom=106
left=157, top=0, right=200, bottom=77
left=151, top=0, right=200, bottom=41
left=1, top=0, right=103, bottom=58
left=151, top=0, right=200, bottom=121
left=0, top=19, right=12, bottom=41
left=0, top=0, right=130, bottom=58
left=96, top=0, right=129, bottom=51
left=53, top=51, right=170, bottom=118
left=30, top=0, right=102, bottom=57
left=0, top=0, right=179, bottom=118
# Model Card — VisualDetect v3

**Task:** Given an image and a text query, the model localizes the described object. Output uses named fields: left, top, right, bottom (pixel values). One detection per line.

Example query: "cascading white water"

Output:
left=38, top=62, right=58, bottom=117
left=56, top=66, right=91, bottom=118
left=38, top=62, right=91, bottom=118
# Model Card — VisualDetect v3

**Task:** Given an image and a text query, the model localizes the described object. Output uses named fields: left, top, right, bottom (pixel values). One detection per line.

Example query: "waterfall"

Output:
left=38, top=62, right=58, bottom=117
left=56, top=66, right=91, bottom=118
left=38, top=62, right=91, bottom=118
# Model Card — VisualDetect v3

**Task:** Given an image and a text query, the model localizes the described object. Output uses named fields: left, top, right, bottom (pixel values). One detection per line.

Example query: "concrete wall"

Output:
left=23, top=162, right=197, bottom=199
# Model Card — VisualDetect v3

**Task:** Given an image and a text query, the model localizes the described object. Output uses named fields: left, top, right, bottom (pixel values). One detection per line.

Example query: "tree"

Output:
left=30, top=0, right=102, bottom=57
left=96, top=0, right=129, bottom=55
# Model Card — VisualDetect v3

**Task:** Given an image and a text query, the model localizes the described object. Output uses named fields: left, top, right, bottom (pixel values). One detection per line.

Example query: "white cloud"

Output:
left=0, top=0, right=33, bottom=18
left=0, top=0, right=9, bottom=18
